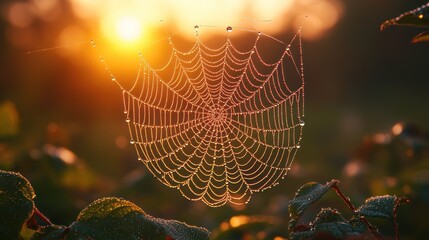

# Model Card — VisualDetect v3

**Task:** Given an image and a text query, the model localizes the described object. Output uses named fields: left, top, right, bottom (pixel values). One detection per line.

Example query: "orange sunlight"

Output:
left=4, top=0, right=343, bottom=58
left=69, top=0, right=343, bottom=43
left=4, top=0, right=344, bottom=56
left=100, top=14, right=145, bottom=50
left=115, top=16, right=143, bottom=42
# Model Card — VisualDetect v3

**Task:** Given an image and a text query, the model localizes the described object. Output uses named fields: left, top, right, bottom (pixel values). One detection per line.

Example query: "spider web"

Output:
left=94, top=25, right=305, bottom=207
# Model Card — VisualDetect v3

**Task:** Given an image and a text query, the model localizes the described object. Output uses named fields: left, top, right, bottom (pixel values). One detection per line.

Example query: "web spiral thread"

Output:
left=94, top=26, right=305, bottom=207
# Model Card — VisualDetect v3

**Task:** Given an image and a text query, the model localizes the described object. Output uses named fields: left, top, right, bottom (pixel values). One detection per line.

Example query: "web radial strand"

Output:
left=114, top=27, right=305, bottom=207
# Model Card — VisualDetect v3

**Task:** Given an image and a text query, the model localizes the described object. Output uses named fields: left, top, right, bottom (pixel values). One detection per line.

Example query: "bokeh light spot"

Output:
left=392, top=122, right=404, bottom=135
left=229, top=215, right=250, bottom=228
left=8, top=3, right=34, bottom=28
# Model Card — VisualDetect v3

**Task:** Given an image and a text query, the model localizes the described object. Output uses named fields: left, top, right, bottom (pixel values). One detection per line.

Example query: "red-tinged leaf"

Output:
left=412, top=31, right=429, bottom=43
left=294, top=224, right=311, bottom=232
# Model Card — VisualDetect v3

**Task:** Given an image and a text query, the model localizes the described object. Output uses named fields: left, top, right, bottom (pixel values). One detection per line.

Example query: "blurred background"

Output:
left=1, top=0, right=428, bottom=239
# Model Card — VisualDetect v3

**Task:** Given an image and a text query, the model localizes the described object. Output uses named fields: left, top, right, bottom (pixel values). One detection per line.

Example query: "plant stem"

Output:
left=393, top=197, right=410, bottom=240
left=332, top=185, right=384, bottom=240
left=332, top=185, right=355, bottom=210
left=34, top=206, right=53, bottom=225
left=393, top=198, right=399, bottom=240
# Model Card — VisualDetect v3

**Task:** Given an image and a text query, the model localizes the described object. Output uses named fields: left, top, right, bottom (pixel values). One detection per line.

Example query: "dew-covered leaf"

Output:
left=76, top=197, right=144, bottom=220
left=151, top=217, right=210, bottom=240
left=0, top=170, right=36, bottom=239
left=312, top=208, right=365, bottom=239
left=289, top=229, right=315, bottom=240
left=313, top=208, right=347, bottom=225
left=412, top=31, right=429, bottom=43
left=356, top=195, right=401, bottom=221
left=67, top=197, right=209, bottom=240
left=289, top=180, right=338, bottom=220
left=30, top=225, right=68, bottom=240
left=347, top=217, right=368, bottom=234
left=381, top=3, right=429, bottom=30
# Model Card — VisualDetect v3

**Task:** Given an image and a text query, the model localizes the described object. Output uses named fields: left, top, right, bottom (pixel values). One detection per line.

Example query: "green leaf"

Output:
left=289, top=229, right=315, bottom=240
left=312, top=208, right=365, bottom=239
left=313, top=208, right=347, bottom=225
left=356, top=195, right=397, bottom=221
left=288, top=180, right=338, bottom=221
left=0, top=170, right=36, bottom=239
left=289, top=209, right=368, bottom=240
left=412, top=31, right=429, bottom=43
left=347, top=217, right=368, bottom=234
left=66, top=197, right=209, bottom=240
left=381, top=3, right=429, bottom=30
left=0, top=101, right=19, bottom=138
left=30, top=225, right=68, bottom=240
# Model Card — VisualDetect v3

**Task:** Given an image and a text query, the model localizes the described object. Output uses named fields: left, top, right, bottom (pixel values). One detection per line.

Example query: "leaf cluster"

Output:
left=0, top=170, right=210, bottom=240
left=0, top=170, right=409, bottom=240
left=288, top=180, right=408, bottom=240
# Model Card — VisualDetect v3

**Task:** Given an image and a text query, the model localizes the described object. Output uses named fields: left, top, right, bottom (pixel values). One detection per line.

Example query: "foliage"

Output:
left=341, top=122, right=429, bottom=238
left=0, top=170, right=210, bottom=240
left=0, top=171, right=35, bottom=239
left=2, top=170, right=409, bottom=240
left=381, top=2, right=429, bottom=43
left=211, top=179, right=408, bottom=240
left=288, top=180, right=408, bottom=240
left=288, top=180, right=338, bottom=220
left=0, top=101, right=19, bottom=139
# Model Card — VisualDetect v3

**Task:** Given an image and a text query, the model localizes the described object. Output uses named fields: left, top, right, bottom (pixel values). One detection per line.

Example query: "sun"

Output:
left=115, top=16, right=142, bottom=42
left=100, top=13, right=146, bottom=51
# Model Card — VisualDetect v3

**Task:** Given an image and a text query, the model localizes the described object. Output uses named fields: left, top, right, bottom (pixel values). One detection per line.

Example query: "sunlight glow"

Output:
left=100, top=13, right=148, bottom=51
left=115, top=16, right=142, bottom=42
left=68, top=0, right=343, bottom=41
left=4, top=0, right=344, bottom=55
